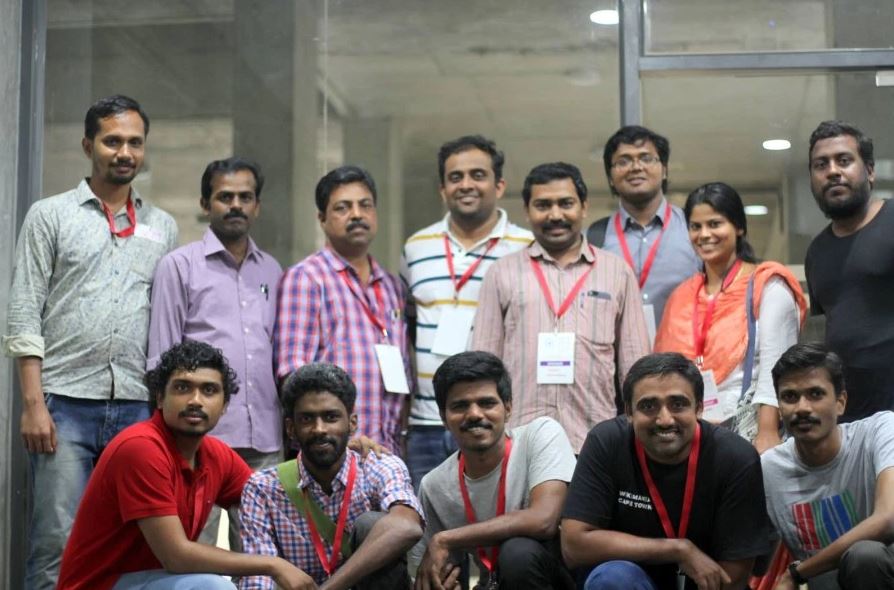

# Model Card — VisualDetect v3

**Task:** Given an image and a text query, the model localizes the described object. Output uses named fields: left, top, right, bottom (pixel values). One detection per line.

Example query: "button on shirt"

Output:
left=602, top=199, right=701, bottom=324
left=274, top=248, right=411, bottom=451
left=147, top=229, right=283, bottom=452
left=400, top=210, right=533, bottom=426
left=239, top=450, right=423, bottom=588
left=3, top=179, right=177, bottom=400
left=471, top=238, right=651, bottom=452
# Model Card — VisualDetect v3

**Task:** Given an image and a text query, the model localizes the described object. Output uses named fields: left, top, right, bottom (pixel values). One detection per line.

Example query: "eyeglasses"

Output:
left=611, top=154, right=661, bottom=170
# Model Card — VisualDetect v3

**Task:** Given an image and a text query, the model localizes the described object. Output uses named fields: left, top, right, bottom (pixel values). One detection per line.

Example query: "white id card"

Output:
left=537, top=332, right=575, bottom=384
left=134, top=224, right=166, bottom=244
left=700, top=369, right=729, bottom=422
left=643, top=303, right=657, bottom=347
left=431, top=305, right=475, bottom=357
left=374, top=344, right=410, bottom=394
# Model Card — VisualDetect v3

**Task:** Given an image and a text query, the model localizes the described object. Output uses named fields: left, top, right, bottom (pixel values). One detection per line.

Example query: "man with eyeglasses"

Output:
left=587, top=126, right=700, bottom=339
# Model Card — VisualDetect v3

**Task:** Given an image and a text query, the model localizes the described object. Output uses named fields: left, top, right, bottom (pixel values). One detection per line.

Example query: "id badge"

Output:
left=537, top=332, right=575, bottom=384
left=643, top=303, right=657, bottom=346
left=676, top=569, right=687, bottom=590
left=486, top=571, right=499, bottom=590
left=374, top=344, right=410, bottom=394
left=430, top=305, right=475, bottom=357
left=700, top=369, right=726, bottom=422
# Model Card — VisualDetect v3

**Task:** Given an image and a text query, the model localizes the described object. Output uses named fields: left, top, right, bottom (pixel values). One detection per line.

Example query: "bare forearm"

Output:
left=323, top=510, right=422, bottom=590
left=437, top=508, right=557, bottom=554
left=16, top=356, right=44, bottom=404
left=561, top=527, right=685, bottom=569
left=798, top=513, right=894, bottom=578
left=163, top=540, right=283, bottom=577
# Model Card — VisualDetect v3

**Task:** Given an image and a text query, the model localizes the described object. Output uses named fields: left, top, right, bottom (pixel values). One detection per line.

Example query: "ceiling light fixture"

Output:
left=762, top=139, right=791, bottom=151
left=590, top=10, right=619, bottom=25
left=744, top=205, right=769, bottom=216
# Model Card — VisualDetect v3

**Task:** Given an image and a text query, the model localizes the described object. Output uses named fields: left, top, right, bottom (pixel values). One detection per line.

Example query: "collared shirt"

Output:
left=400, top=209, right=533, bottom=426
left=471, top=238, right=651, bottom=451
left=274, top=248, right=411, bottom=450
left=239, top=450, right=423, bottom=588
left=147, top=228, right=283, bottom=452
left=3, top=179, right=177, bottom=400
left=602, top=198, right=701, bottom=324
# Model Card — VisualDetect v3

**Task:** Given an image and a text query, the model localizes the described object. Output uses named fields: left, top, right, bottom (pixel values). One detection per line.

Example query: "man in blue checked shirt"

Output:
left=239, top=363, right=425, bottom=590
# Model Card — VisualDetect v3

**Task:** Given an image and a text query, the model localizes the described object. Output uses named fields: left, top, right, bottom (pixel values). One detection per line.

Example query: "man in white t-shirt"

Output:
left=412, top=351, right=576, bottom=590
left=763, top=343, right=894, bottom=590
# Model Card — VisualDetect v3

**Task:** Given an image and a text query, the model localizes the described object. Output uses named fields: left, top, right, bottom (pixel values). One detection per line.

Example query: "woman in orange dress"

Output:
left=654, top=182, right=807, bottom=454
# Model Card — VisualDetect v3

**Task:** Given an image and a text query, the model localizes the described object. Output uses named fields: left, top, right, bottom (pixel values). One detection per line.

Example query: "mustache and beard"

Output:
left=107, top=159, right=138, bottom=185
left=300, top=433, right=350, bottom=469
left=815, top=178, right=872, bottom=220
left=173, top=408, right=211, bottom=438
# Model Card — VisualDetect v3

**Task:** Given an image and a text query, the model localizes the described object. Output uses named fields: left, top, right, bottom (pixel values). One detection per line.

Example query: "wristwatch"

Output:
left=788, top=560, right=808, bottom=585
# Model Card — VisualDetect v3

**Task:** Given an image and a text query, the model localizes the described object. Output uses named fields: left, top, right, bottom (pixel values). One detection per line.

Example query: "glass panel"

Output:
left=645, top=0, right=894, bottom=54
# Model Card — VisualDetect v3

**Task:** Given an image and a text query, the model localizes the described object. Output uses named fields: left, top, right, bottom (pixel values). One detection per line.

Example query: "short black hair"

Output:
left=809, top=120, right=874, bottom=170
left=84, top=95, right=149, bottom=140
left=603, top=125, right=670, bottom=195
left=622, top=352, right=704, bottom=409
left=432, top=351, right=512, bottom=413
left=315, top=165, right=377, bottom=213
left=145, top=341, right=239, bottom=407
left=684, top=182, right=759, bottom=264
left=281, top=363, right=357, bottom=418
left=522, top=161, right=588, bottom=206
left=772, top=343, right=846, bottom=397
left=437, top=135, right=505, bottom=184
left=200, top=157, right=265, bottom=206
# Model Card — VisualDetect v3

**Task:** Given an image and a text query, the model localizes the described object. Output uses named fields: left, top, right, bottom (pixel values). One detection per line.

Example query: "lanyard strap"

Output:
left=303, top=454, right=357, bottom=577
left=339, top=268, right=388, bottom=339
left=691, top=259, right=743, bottom=367
left=634, top=423, right=701, bottom=539
left=528, top=246, right=596, bottom=321
left=444, top=236, right=499, bottom=299
left=457, top=436, right=513, bottom=574
left=100, top=197, right=136, bottom=238
left=613, top=202, right=672, bottom=289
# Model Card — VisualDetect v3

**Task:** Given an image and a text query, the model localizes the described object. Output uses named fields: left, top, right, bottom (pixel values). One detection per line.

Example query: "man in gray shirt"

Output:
left=763, top=343, right=894, bottom=590
left=3, top=95, right=177, bottom=589
left=413, top=351, right=576, bottom=590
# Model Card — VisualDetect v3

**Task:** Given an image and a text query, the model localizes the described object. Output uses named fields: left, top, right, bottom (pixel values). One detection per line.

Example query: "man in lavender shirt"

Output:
left=148, top=157, right=283, bottom=549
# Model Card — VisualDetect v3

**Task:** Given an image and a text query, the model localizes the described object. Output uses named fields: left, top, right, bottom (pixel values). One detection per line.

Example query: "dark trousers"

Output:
left=350, top=512, right=411, bottom=590
left=491, top=537, right=575, bottom=590
left=807, top=540, right=894, bottom=590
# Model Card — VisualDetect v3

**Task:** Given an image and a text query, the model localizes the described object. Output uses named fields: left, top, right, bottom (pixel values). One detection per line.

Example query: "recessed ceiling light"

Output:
left=590, top=10, right=619, bottom=25
left=745, top=205, right=769, bottom=216
left=762, top=139, right=791, bottom=151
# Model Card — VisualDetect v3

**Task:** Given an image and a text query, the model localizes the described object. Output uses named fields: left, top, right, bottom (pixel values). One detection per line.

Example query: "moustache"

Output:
left=789, top=415, right=821, bottom=426
left=347, top=220, right=370, bottom=232
left=225, top=210, right=248, bottom=220
left=305, top=435, right=338, bottom=448
left=542, top=221, right=572, bottom=231
left=460, top=421, right=492, bottom=432
left=179, top=409, right=208, bottom=420
left=823, top=182, right=851, bottom=194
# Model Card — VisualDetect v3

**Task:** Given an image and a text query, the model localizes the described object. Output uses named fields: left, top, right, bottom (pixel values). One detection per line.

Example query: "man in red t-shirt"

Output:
left=57, top=341, right=311, bottom=590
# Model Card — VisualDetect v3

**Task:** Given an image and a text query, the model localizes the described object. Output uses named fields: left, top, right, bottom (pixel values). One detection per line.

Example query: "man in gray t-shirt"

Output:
left=412, top=351, right=576, bottom=590
left=763, top=343, right=894, bottom=590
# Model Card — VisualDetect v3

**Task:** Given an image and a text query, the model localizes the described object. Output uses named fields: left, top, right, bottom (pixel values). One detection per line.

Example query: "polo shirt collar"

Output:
left=77, top=178, right=144, bottom=209
left=442, top=208, right=510, bottom=249
left=617, top=197, right=670, bottom=229
left=528, top=234, right=595, bottom=264
left=201, top=227, right=260, bottom=262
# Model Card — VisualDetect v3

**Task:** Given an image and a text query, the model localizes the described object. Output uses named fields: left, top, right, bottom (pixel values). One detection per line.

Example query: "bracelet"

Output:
left=788, top=560, right=808, bottom=585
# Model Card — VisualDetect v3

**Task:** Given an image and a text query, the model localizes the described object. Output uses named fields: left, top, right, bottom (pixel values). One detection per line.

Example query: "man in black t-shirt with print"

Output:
left=561, top=352, right=769, bottom=590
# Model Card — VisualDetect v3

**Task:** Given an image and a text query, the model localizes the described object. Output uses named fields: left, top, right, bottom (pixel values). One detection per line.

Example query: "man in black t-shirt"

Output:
left=561, top=353, right=770, bottom=590
left=804, top=120, right=894, bottom=421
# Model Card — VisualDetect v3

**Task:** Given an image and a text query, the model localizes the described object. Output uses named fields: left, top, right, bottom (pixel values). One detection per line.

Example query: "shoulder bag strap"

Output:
left=740, top=274, right=757, bottom=401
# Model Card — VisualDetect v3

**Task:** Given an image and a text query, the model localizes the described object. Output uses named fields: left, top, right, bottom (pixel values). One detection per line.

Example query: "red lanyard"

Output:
left=303, top=454, right=357, bottom=577
left=100, top=197, right=136, bottom=238
left=444, top=236, right=499, bottom=300
left=613, top=202, right=672, bottom=289
left=529, top=246, right=596, bottom=321
left=338, top=268, right=388, bottom=339
left=457, top=436, right=513, bottom=574
left=634, top=423, right=701, bottom=539
left=691, top=259, right=743, bottom=367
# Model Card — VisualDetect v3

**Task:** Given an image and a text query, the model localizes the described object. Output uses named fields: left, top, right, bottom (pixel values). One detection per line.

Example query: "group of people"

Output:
left=4, top=93, right=894, bottom=590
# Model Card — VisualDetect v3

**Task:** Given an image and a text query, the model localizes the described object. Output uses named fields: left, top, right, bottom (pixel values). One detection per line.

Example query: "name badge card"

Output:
left=134, top=224, right=166, bottom=244
left=537, top=332, right=575, bottom=384
left=643, top=303, right=657, bottom=346
left=700, top=369, right=726, bottom=422
left=374, top=344, right=410, bottom=394
left=431, top=305, right=475, bottom=357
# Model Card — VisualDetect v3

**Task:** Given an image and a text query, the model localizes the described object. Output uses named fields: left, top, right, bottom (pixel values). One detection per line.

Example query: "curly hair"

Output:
left=144, top=341, right=239, bottom=407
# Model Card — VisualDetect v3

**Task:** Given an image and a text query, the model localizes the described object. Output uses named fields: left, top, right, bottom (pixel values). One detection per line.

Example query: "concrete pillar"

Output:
left=233, top=0, right=320, bottom=266
left=344, top=117, right=405, bottom=271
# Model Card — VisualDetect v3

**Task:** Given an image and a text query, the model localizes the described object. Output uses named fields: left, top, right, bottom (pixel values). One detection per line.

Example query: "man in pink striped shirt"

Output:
left=471, top=162, right=650, bottom=452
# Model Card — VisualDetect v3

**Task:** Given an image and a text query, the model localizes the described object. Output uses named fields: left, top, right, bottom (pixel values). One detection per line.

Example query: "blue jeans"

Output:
left=583, top=561, right=658, bottom=590
left=113, top=570, right=236, bottom=589
left=406, top=425, right=457, bottom=491
left=26, top=394, right=151, bottom=590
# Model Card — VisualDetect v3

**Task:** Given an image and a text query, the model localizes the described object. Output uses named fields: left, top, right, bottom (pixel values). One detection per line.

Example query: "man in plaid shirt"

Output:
left=239, top=363, right=424, bottom=589
left=274, top=166, right=412, bottom=452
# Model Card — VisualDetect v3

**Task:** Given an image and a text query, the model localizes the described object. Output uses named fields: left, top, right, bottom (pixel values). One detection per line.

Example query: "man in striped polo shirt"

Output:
left=400, top=135, right=532, bottom=488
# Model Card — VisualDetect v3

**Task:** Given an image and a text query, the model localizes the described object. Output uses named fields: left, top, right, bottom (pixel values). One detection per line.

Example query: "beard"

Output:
left=300, top=432, right=350, bottom=470
left=815, top=178, right=872, bottom=220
